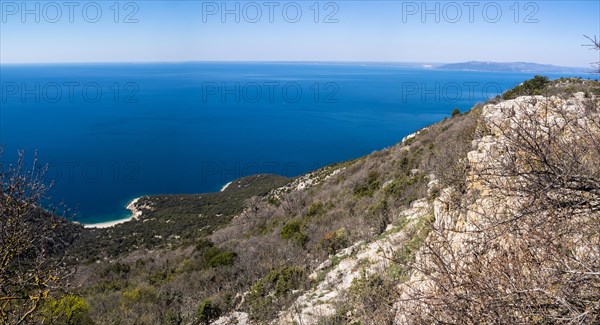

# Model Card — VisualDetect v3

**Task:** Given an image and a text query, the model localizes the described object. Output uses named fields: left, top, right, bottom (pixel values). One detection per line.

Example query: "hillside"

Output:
left=72, top=174, right=290, bottom=261
left=2, top=76, right=598, bottom=324
left=67, top=92, right=483, bottom=323
left=437, top=61, right=588, bottom=73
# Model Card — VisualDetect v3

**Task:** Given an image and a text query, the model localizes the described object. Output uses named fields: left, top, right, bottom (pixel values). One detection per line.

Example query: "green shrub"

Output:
left=203, top=247, right=236, bottom=268
left=86, top=279, right=126, bottom=294
left=320, top=228, right=350, bottom=254
left=354, top=171, right=381, bottom=197
left=367, top=198, right=387, bottom=216
left=306, top=202, right=325, bottom=218
left=451, top=108, right=461, bottom=117
left=165, top=309, right=183, bottom=325
left=384, top=176, right=409, bottom=197
left=280, top=220, right=309, bottom=247
left=194, top=239, right=213, bottom=252
left=98, top=262, right=130, bottom=279
left=122, top=285, right=159, bottom=305
left=391, top=215, right=434, bottom=281
left=267, top=196, right=281, bottom=206
left=247, top=266, right=306, bottom=320
left=383, top=172, right=427, bottom=207
left=404, top=136, right=416, bottom=145
left=503, top=75, right=550, bottom=100
left=348, top=273, right=384, bottom=298
left=347, top=272, right=397, bottom=323
left=148, top=268, right=175, bottom=285
left=41, top=295, right=94, bottom=325
left=197, top=299, right=221, bottom=324
left=269, top=266, right=305, bottom=295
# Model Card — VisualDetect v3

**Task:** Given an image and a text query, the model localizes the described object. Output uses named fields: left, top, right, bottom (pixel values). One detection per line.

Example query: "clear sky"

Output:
left=1, top=0, right=598, bottom=66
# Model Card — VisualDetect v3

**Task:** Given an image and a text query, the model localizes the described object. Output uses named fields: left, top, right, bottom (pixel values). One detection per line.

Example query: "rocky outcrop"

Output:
left=394, top=92, right=600, bottom=322
left=276, top=198, right=433, bottom=325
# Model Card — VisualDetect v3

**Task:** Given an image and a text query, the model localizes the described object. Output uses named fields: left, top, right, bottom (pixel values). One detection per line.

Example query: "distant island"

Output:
left=437, top=61, right=589, bottom=73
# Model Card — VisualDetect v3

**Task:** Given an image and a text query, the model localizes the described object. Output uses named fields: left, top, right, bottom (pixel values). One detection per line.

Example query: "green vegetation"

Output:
left=73, top=174, right=289, bottom=261
left=306, top=202, right=325, bottom=218
left=502, top=75, right=550, bottom=99
left=546, top=76, right=600, bottom=97
left=385, top=172, right=425, bottom=198
left=348, top=273, right=384, bottom=299
left=197, top=300, right=221, bottom=324
left=397, top=77, right=600, bottom=323
left=280, top=220, right=309, bottom=247
left=122, top=285, right=159, bottom=305
left=451, top=107, right=461, bottom=117
left=345, top=271, right=397, bottom=323
left=41, top=295, right=94, bottom=325
left=500, top=75, right=600, bottom=100
left=320, top=228, right=349, bottom=254
left=0, top=152, right=84, bottom=324
left=390, top=215, right=434, bottom=281
left=147, top=268, right=176, bottom=286
left=247, top=266, right=306, bottom=320
left=403, top=136, right=416, bottom=145
left=203, top=247, right=236, bottom=268
left=353, top=171, right=381, bottom=197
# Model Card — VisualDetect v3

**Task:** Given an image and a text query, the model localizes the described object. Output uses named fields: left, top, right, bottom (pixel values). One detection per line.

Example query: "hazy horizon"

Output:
left=0, top=60, right=590, bottom=69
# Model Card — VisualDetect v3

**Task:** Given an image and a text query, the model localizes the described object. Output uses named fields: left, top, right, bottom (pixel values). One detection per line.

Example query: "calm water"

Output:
left=0, top=62, right=587, bottom=223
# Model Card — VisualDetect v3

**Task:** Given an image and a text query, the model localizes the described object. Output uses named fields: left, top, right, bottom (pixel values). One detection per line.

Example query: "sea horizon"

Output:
left=0, top=60, right=589, bottom=70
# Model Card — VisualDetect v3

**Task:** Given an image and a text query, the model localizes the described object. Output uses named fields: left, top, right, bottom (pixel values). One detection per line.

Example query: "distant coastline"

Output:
left=436, top=61, right=588, bottom=74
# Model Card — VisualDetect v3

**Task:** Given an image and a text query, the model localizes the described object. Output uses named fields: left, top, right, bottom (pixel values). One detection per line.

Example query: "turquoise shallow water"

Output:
left=0, top=62, right=588, bottom=223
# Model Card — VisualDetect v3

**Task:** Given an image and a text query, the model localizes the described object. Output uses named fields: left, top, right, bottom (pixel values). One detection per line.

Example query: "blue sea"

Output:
left=0, top=62, right=589, bottom=223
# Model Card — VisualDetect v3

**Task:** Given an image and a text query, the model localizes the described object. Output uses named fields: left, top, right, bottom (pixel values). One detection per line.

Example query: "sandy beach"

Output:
left=83, top=197, right=142, bottom=228
left=220, top=181, right=233, bottom=192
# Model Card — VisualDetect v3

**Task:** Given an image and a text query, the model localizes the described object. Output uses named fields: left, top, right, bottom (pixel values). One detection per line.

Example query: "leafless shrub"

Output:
left=0, top=151, right=75, bottom=324
left=583, top=35, right=600, bottom=73
left=399, top=95, right=600, bottom=324
left=281, top=190, right=308, bottom=217
left=346, top=272, right=398, bottom=325
left=423, top=111, right=479, bottom=193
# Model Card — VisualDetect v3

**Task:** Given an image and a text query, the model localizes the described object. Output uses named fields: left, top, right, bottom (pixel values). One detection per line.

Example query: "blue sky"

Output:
left=1, top=0, right=598, bottom=66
